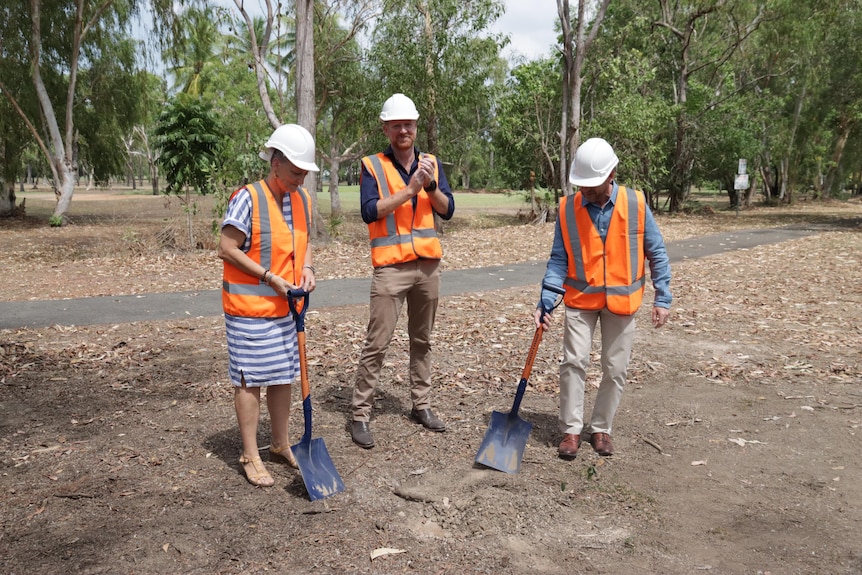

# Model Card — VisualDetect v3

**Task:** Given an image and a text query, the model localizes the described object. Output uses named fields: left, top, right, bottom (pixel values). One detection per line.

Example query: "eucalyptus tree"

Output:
left=650, top=0, right=766, bottom=212
left=128, top=72, right=168, bottom=196
left=0, top=67, right=31, bottom=216
left=75, top=36, right=147, bottom=187
left=494, top=58, right=563, bottom=193
left=233, top=0, right=291, bottom=130
left=367, top=0, right=505, bottom=186
left=801, top=0, right=862, bottom=197
left=580, top=5, right=674, bottom=210
left=223, top=12, right=296, bottom=120
left=230, top=0, right=332, bottom=238
left=556, top=0, right=611, bottom=196
left=0, top=0, right=179, bottom=225
left=314, top=1, right=381, bottom=220
left=717, top=0, right=862, bottom=203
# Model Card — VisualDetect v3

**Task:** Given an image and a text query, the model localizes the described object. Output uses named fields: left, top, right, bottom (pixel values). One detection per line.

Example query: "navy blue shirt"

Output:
left=359, top=145, right=455, bottom=224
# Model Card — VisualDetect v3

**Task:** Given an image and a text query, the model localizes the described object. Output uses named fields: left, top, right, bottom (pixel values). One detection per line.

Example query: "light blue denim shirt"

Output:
left=539, top=181, right=672, bottom=311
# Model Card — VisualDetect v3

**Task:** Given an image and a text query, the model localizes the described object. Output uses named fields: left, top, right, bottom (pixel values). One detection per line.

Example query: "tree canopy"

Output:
left=3, top=0, right=862, bottom=224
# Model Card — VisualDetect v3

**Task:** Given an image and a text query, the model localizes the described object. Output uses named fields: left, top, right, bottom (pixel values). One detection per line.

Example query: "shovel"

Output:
left=475, top=283, right=565, bottom=474
left=288, top=290, right=345, bottom=501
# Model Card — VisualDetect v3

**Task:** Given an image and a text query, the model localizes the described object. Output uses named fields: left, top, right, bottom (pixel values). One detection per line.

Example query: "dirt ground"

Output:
left=1, top=190, right=861, bottom=575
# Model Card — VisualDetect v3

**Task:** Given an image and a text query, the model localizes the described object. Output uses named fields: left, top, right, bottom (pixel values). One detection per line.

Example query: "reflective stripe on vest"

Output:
left=364, top=153, right=442, bottom=267
left=222, top=180, right=311, bottom=317
left=560, top=185, right=646, bottom=315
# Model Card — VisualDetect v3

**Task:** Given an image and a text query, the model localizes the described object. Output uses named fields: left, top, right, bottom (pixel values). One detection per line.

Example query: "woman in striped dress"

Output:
left=217, top=124, right=319, bottom=487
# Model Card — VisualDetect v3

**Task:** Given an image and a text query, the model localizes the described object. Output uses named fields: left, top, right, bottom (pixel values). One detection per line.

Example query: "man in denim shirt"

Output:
left=535, top=138, right=671, bottom=459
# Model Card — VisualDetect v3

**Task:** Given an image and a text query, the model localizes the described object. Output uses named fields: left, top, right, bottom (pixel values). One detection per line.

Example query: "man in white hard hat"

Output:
left=350, top=93, right=455, bottom=449
left=218, top=124, right=319, bottom=486
left=535, top=137, right=672, bottom=459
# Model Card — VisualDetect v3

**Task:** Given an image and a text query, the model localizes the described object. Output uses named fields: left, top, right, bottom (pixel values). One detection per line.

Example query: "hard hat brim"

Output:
left=259, top=148, right=320, bottom=172
left=569, top=172, right=613, bottom=187
left=291, top=158, right=320, bottom=172
left=379, top=113, right=420, bottom=121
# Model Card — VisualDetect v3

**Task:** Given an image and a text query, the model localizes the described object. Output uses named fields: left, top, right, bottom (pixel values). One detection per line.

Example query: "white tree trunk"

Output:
left=233, top=0, right=281, bottom=129
left=295, top=0, right=327, bottom=240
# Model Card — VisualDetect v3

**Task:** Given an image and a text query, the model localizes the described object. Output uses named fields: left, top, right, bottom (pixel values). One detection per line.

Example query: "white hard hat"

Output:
left=259, top=124, right=319, bottom=172
left=569, top=137, right=619, bottom=187
left=379, top=93, right=420, bottom=121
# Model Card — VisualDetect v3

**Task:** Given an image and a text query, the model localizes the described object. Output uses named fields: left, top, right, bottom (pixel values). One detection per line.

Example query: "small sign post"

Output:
left=734, top=159, right=748, bottom=215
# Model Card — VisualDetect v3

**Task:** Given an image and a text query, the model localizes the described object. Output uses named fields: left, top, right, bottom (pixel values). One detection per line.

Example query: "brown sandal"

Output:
left=269, top=444, right=299, bottom=469
left=239, top=455, right=274, bottom=487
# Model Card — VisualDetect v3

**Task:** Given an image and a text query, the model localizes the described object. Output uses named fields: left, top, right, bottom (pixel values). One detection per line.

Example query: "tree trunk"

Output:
left=778, top=158, right=789, bottom=202
left=823, top=117, right=852, bottom=197
left=0, top=178, right=16, bottom=217
left=328, top=139, right=342, bottom=220
left=295, top=0, right=328, bottom=242
left=233, top=0, right=281, bottom=129
left=742, top=174, right=756, bottom=208
left=557, top=0, right=572, bottom=196
left=557, top=0, right=610, bottom=197
left=419, top=1, right=438, bottom=155
left=669, top=114, right=690, bottom=213
left=53, top=162, right=76, bottom=223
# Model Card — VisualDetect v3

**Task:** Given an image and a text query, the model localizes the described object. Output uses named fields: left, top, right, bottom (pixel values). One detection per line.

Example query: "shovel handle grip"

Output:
left=539, top=282, right=565, bottom=318
left=287, top=289, right=309, bottom=332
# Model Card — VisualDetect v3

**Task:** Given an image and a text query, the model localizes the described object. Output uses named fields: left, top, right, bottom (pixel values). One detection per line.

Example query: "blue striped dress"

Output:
left=222, top=187, right=301, bottom=388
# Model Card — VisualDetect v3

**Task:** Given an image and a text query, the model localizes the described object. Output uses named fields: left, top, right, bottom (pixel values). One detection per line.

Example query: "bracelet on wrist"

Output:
left=303, top=264, right=316, bottom=274
left=261, top=269, right=270, bottom=283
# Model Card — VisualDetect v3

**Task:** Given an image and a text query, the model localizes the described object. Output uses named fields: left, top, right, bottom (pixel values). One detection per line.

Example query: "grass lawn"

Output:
left=315, top=185, right=530, bottom=213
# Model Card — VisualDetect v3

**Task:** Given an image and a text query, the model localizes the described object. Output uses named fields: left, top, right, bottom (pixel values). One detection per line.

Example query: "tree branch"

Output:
left=0, top=78, right=55, bottom=176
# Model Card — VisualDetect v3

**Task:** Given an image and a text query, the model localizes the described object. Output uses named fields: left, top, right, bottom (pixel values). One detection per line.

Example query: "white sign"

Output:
left=734, top=174, right=749, bottom=190
left=738, top=159, right=747, bottom=175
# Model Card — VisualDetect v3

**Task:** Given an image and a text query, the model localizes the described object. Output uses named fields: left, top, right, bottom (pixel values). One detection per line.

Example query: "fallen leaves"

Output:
left=370, top=547, right=407, bottom=560
left=728, top=437, right=767, bottom=447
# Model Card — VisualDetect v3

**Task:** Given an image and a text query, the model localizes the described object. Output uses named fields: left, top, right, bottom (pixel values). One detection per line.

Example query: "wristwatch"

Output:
left=424, top=179, right=437, bottom=192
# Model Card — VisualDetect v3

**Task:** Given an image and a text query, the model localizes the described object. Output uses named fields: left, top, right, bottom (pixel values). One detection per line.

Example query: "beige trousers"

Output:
left=351, top=259, right=441, bottom=421
left=559, top=306, right=636, bottom=435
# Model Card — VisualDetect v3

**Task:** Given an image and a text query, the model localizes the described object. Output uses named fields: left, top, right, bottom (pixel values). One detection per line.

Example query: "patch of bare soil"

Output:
left=1, top=193, right=861, bottom=574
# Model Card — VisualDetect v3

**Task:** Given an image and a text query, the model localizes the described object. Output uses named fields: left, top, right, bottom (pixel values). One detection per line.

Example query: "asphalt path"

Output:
left=0, top=226, right=823, bottom=329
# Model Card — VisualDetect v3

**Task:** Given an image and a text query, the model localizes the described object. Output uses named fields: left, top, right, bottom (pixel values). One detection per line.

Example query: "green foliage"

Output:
left=585, top=38, right=674, bottom=198
left=493, top=57, right=562, bottom=190
left=367, top=0, right=506, bottom=188
left=76, top=37, right=147, bottom=184
left=154, top=94, right=223, bottom=195
left=165, top=5, right=222, bottom=97
left=328, top=214, right=344, bottom=239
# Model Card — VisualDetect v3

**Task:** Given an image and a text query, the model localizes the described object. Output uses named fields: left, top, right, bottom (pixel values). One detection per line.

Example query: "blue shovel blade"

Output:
left=474, top=410, right=533, bottom=474
left=291, top=437, right=345, bottom=501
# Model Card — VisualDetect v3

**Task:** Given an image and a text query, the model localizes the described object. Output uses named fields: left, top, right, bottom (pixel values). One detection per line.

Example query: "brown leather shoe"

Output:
left=590, top=432, right=614, bottom=456
left=351, top=421, right=375, bottom=449
left=410, top=408, right=446, bottom=432
left=558, top=434, right=581, bottom=459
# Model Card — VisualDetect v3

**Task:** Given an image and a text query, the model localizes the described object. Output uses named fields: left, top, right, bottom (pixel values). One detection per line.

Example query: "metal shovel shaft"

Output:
left=474, top=326, right=545, bottom=474
left=288, top=291, right=345, bottom=501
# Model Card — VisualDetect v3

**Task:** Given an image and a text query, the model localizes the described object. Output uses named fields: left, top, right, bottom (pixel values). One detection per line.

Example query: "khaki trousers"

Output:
left=352, top=259, right=441, bottom=421
left=559, top=306, right=636, bottom=435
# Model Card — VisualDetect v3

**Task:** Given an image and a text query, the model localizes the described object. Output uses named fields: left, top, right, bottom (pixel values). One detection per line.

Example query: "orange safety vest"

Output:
left=222, top=179, right=311, bottom=318
left=362, top=152, right=442, bottom=268
left=559, top=185, right=646, bottom=315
